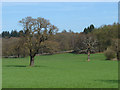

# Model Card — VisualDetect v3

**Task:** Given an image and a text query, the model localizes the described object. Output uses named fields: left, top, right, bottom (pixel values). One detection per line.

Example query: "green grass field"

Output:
left=2, top=53, right=118, bottom=88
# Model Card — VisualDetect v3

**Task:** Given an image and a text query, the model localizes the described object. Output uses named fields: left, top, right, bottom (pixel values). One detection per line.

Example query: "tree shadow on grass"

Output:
left=94, top=80, right=120, bottom=84
left=5, top=65, right=27, bottom=67
left=33, top=65, right=47, bottom=67
left=4, top=65, right=47, bottom=68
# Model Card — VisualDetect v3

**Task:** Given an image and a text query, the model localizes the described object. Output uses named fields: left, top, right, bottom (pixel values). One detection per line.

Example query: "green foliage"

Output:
left=2, top=53, right=118, bottom=88
left=2, top=30, right=24, bottom=38
left=83, top=24, right=95, bottom=34
left=92, top=23, right=118, bottom=52
left=104, top=47, right=116, bottom=60
left=2, top=31, right=10, bottom=38
left=108, top=39, right=120, bottom=60
left=11, top=30, right=19, bottom=37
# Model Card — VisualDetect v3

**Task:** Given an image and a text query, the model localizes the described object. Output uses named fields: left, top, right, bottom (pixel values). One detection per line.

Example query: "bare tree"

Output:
left=85, top=36, right=98, bottom=61
left=76, top=34, right=98, bottom=61
left=19, top=17, right=58, bottom=66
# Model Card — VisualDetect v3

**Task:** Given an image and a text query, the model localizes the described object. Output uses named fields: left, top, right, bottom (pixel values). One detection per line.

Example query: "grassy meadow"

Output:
left=2, top=53, right=118, bottom=88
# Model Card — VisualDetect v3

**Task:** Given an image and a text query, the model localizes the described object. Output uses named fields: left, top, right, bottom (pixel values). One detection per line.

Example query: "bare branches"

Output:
left=19, top=17, right=58, bottom=65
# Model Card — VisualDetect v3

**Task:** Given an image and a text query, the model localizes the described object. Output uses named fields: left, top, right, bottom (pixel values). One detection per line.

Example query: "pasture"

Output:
left=2, top=53, right=118, bottom=88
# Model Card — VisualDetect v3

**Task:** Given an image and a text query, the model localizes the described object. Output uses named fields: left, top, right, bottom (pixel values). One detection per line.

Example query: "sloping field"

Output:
left=2, top=53, right=118, bottom=88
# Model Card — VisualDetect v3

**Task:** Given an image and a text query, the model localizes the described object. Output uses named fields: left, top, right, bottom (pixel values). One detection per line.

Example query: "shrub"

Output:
left=104, top=47, right=116, bottom=60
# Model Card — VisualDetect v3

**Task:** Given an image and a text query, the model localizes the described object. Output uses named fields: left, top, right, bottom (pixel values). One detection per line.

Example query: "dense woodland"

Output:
left=2, top=17, right=120, bottom=65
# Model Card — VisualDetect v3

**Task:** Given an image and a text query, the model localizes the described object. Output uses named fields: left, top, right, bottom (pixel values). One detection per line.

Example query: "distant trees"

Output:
left=2, top=29, right=78, bottom=58
left=92, top=23, right=118, bottom=52
left=11, top=30, right=19, bottom=37
left=2, top=30, right=24, bottom=38
left=104, top=39, right=120, bottom=60
left=92, top=23, right=119, bottom=60
left=2, top=31, right=10, bottom=38
left=2, top=38, right=14, bottom=57
left=2, top=38, right=29, bottom=57
left=83, top=24, right=95, bottom=34
left=55, top=30, right=79, bottom=51
left=75, top=34, right=98, bottom=61
left=74, top=23, right=119, bottom=61
left=109, top=39, right=120, bottom=61
left=2, top=22, right=119, bottom=62
left=41, top=40, right=60, bottom=54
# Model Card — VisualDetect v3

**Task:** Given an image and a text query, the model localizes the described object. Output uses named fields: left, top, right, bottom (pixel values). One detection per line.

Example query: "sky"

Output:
left=2, top=2, right=118, bottom=33
left=1, top=0, right=119, bottom=2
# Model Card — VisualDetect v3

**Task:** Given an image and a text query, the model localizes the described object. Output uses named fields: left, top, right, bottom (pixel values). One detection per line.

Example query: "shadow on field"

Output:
left=95, top=80, right=119, bottom=84
left=33, top=65, right=47, bottom=67
left=5, top=65, right=47, bottom=68
left=5, top=65, right=27, bottom=67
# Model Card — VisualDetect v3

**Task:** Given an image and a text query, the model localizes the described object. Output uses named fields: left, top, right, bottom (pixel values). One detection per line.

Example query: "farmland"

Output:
left=2, top=53, right=118, bottom=88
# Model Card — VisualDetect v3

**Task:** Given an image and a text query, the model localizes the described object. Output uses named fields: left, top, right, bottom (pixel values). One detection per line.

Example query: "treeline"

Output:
left=2, top=24, right=95, bottom=38
left=2, top=22, right=120, bottom=60
left=2, top=30, right=25, bottom=38
left=2, top=30, right=79, bottom=57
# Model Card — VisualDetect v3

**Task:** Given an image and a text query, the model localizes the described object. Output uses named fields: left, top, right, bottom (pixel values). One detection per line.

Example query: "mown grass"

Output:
left=2, top=53, right=118, bottom=88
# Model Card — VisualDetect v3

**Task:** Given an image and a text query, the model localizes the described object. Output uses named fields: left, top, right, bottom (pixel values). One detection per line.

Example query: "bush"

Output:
left=104, top=48, right=116, bottom=60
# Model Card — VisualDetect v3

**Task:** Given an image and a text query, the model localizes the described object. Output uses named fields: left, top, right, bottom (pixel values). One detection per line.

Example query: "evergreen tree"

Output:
left=11, top=30, right=19, bottom=37
left=2, top=31, right=10, bottom=38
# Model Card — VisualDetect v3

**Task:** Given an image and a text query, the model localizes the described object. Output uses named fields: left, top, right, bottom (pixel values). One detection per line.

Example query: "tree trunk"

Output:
left=18, top=54, right=20, bottom=58
left=30, top=56, right=34, bottom=66
left=88, top=51, right=90, bottom=61
left=117, top=52, right=120, bottom=61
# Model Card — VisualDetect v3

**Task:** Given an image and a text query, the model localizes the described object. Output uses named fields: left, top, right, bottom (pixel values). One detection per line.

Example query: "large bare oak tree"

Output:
left=19, top=17, right=58, bottom=66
